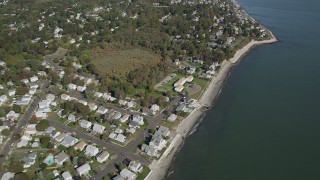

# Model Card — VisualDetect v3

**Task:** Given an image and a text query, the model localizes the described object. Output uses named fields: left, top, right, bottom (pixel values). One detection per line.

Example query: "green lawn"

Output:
left=83, top=46, right=161, bottom=76
left=137, top=166, right=151, bottom=180
left=190, top=77, right=209, bottom=99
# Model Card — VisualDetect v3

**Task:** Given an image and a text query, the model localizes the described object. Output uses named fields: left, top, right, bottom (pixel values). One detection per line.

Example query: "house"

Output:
left=85, top=145, right=99, bottom=156
left=115, top=134, right=126, bottom=143
left=78, top=100, right=87, bottom=106
left=92, top=123, right=105, bottom=134
left=21, top=79, right=29, bottom=84
left=25, top=124, right=37, bottom=134
left=1, top=172, right=15, bottom=180
left=109, top=132, right=117, bottom=140
left=174, top=85, right=184, bottom=92
left=35, top=111, right=47, bottom=119
left=112, top=112, right=122, bottom=120
left=88, top=103, right=97, bottom=111
left=119, top=114, right=130, bottom=123
left=0, top=95, right=7, bottom=104
left=126, top=127, right=136, bottom=134
left=120, top=168, right=136, bottom=180
left=62, top=171, right=73, bottom=180
left=6, top=111, right=19, bottom=121
left=74, top=141, right=87, bottom=151
left=68, top=114, right=76, bottom=122
left=80, top=120, right=92, bottom=129
left=61, top=136, right=78, bottom=147
left=96, top=106, right=108, bottom=114
left=167, top=114, right=177, bottom=122
left=76, top=86, right=86, bottom=92
left=21, top=153, right=37, bottom=168
left=150, top=104, right=160, bottom=114
left=141, top=144, right=159, bottom=158
left=68, top=83, right=77, bottom=90
left=61, top=94, right=70, bottom=101
left=76, top=163, right=91, bottom=176
left=55, top=133, right=68, bottom=142
left=97, top=151, right=110, bottom=163
left=176, top=103, right=186, bottom=111
left=127, top=101, right=136, bottom=108
left=39, top=100, right=50, bottom=109
left=128, top=161, right=143, bottom=173
left=118, top=100, right=127, bottom=106
left=55, top=152, right=69, bottom=166
left=29, top=76, right=38, bottom=82
left=94, top=92, right=103, bottom=98
left=17, top=139, right=29, bottom=148
left=186, top=76, right=193, bottom=82
left=46, top=94, right=55, bottom=102
left=150, top=135, right=167, bottom=150
left=50, top=130, right=60, bottom=138
left=131, top=115, right=144, bottom=125
left=29, top=87, right=37, bottom=95
left=186, top=67, right=196, bottom=74
left=53, top=170, right=60, bottom=177
left=174, top=78, right=187, bottom=87
left=156, top=126, right=170, bottom=137
left=8, top=89, right=16, bottom=97
left=142, top=107, right=153, bottom=116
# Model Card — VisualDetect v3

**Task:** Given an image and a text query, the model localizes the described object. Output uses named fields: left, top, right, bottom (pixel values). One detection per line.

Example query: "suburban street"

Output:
left=0, top=82, right=48, bottom=166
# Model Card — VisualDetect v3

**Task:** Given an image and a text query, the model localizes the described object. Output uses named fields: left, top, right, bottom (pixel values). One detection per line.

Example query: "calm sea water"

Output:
left=168, top=0, right=320, bottom=179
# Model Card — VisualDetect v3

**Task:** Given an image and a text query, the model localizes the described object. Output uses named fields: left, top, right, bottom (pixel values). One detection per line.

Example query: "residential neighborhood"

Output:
left=0, top=0, right=271, bottom=179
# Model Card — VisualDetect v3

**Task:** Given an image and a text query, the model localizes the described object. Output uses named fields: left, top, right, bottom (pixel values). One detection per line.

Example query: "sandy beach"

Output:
left=146, top=33, right=277, bottom=180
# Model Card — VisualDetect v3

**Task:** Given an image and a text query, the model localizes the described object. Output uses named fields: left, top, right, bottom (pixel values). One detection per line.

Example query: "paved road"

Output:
left=0, top=83, right=48, bottom=165
left=91, top=96, right=182, bottom=180
left=48, top=120, right=150, bottom=165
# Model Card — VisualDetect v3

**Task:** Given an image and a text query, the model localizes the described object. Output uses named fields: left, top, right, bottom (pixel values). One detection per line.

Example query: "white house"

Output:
left=94, top=92, right=103, bottom=98
left=6, top=111, right=19, bottom=121
left=62, top=171, right=73, bottom=180
left=77, top=163, right=91, bottom=176
left=61, top=136, right=78, bottom=147
left=96, top=151, right=110, bottom=163
left=128, top=161, right=143, bottom=173
left=120, top=168, right=136, bottom=180
left=76, top=86, right=86, bottom=92
left=29, top=76, right=39, bottom=82
left=92, top=123, right=105, bottom=134
left=85, top=145, right=99, bottom=157
left=115, top=134, right=126, bottom=143
left=88, top=103, right=97, bottom=111
left=80, top=120, right=92, bottom=129
left=167, top=114, right=177, bottom=122
left=0, top=95, right=7, bottom=104
left=131, top=115, right=144, bottom=125
left=97, top=106, right=108, bottom=114
left=68, top=83, right=77, bottom=90
left=8, top=89, right=16, bottom=97
left=68, top=114, right=76, bottom=122
left=61, top=94, right=70, bottom=101
left=120, top=114, right=130, bottom=123
left=150, top=104, right=160, bottom=114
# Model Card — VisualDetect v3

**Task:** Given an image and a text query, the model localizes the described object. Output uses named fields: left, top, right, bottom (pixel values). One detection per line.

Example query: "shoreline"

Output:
left=146, top=33, right=277, bottom=180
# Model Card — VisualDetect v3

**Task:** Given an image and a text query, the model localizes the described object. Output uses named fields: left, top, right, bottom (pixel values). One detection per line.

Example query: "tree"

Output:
left=9, top=162, right=23, bottom=173
left=36, top=120, right=49, bottom=131
left=12, top=105, right=22, bottom=113
left=16, top=86, right=28, bottom=95
left=1, top=129, right=10, bottom=136
left=39, top=163, right=47, bottom=170
left=40, top=136, right=51, bottom=148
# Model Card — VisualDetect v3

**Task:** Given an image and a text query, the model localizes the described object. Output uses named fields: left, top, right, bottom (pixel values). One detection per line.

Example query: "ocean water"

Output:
left=167, top=0, right=320, bottom=179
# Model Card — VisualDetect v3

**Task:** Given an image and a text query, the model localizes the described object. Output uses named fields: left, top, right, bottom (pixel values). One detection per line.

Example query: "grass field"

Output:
left=83, top=46, right=161, bottom=76
left=190, top=77, right=209, bottom=99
